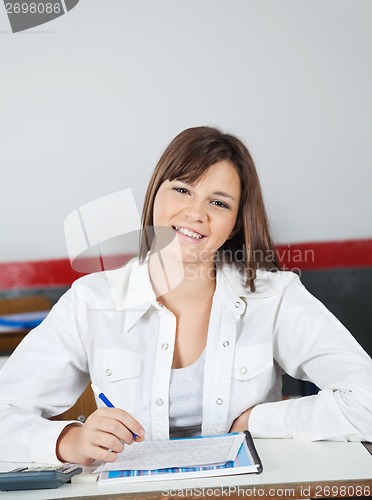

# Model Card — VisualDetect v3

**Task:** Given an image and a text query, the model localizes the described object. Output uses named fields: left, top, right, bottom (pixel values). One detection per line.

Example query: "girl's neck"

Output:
left=148, top=253, right=216, bottom=308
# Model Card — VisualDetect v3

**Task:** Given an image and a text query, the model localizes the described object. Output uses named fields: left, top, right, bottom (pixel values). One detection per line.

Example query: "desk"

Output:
left=1, top=439, right=371, bottom=499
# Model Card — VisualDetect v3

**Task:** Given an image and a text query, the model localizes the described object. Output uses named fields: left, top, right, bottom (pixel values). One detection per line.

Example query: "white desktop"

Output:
left=0, top=439, right=371, bottom=499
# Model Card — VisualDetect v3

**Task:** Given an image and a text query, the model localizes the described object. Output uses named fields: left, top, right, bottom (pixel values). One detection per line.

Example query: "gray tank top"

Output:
left=168, top=349, right=205, bottom=439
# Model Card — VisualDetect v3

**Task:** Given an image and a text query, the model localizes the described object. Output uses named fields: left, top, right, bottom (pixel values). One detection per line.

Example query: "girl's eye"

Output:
left=173, top=187, right=190, bottom=194
left=211, top=200, right=229, bottom=209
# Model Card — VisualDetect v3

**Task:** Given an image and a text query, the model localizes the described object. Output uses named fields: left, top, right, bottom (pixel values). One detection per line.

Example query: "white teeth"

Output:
left=174, top=226, right=203, bottom=240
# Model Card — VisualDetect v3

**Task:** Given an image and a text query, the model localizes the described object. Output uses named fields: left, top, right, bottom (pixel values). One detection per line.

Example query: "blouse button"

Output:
left=240, top=367, right=248, bottom=374
left=156, top=398, right=164, bottom=406
left=223, top=341, right=229, bottom=347
left=161, top=343, right=169, bottom=350
left=235, top=301, right=240, bottom=308
left=216, top=398, right=223, bottom=405
left=105, top=369, right=112, bottom=377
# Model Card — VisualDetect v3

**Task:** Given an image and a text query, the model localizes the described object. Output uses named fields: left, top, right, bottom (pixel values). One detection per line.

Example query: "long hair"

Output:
left=139, top=126, right=278, bottom=291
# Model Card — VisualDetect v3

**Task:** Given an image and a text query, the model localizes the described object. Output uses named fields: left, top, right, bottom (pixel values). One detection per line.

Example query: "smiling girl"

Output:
left=0, top=126, right=371, bottom=465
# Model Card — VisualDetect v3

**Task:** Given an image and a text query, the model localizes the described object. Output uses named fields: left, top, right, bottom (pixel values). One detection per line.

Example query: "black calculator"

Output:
left=0, top=464, right=82, bottom=491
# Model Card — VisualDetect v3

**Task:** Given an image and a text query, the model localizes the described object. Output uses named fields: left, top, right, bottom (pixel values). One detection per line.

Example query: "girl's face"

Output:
left=152, top=160, right=241, bottom=267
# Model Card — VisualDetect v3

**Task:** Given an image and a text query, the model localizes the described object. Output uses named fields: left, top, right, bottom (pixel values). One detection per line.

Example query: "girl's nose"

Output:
left=183, top=199, right=207, bottom=222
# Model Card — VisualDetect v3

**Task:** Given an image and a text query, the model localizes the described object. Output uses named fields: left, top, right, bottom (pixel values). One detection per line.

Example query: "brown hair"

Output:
left=139, top=126, right=278, bottom=291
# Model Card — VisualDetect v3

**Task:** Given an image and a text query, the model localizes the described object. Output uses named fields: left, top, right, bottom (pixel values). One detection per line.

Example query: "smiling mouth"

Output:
left=173, top=226, right=205, bottom=240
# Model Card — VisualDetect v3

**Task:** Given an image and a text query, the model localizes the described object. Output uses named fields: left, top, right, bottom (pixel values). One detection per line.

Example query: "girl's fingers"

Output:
left=92, top=430, right=125, bottom=454
left=66, top=407, right=146, bottom=464
left=88, top=408, right=145, bottom=443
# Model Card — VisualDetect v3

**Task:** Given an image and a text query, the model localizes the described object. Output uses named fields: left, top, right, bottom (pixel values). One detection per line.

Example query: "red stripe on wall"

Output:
left=275, top=238, right=372, bottom=270
left=0, top=239, right=371, bottom=290
left=0, top=258, right=83, bottom=289
left=0, top=255, right=133, bottom=290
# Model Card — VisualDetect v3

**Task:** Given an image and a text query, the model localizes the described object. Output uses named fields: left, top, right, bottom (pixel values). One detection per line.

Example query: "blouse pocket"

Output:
left=98, top=349, right=142, bottom=383
left=232, top=343, right=273, bottom=381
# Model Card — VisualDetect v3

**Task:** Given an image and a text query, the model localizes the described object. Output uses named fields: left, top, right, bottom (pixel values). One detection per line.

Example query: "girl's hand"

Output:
left=56, top=407, right=145, bottom=465
left=230, top=407, right=254, bottom=433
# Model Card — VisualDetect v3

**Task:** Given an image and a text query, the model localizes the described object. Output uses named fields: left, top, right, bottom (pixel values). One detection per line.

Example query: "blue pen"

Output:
left=91, top=384, right=138, bottom=439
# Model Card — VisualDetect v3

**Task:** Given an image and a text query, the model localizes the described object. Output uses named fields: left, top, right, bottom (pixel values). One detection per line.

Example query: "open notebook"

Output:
left=97, top=431, right=262, bottom=485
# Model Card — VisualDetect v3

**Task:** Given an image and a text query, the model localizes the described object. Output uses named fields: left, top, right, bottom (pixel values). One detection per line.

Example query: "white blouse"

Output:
left=0, top=257, right=371, bottom=464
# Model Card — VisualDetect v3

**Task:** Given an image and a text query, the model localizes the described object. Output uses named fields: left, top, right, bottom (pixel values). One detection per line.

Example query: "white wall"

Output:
left=0, top=0, right=371, bottom=262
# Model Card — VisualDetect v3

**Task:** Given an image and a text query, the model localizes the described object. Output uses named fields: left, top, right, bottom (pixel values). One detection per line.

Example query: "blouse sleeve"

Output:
left=249, top=276, right=372, bottom=441
left=0, top=284, right=90, bottom=463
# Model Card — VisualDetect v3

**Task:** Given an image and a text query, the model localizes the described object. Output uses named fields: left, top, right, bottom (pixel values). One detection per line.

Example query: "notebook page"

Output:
left=94, top=433, right=245, bottom=472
